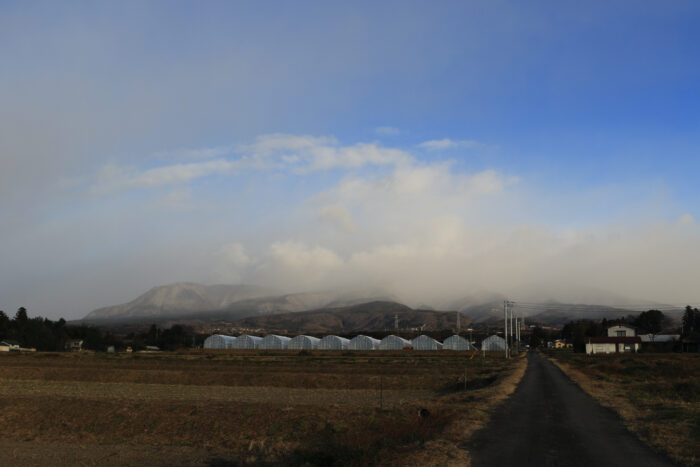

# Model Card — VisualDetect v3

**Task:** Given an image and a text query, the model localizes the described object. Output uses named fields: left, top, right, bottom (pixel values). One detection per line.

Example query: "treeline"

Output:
left=554, top=307, right=698, bottom=352
left=0, top=307, right=203, bottom=351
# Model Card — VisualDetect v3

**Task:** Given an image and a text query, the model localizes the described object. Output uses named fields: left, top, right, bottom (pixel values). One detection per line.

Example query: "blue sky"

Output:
left=1, top=1, right=699, bottom=318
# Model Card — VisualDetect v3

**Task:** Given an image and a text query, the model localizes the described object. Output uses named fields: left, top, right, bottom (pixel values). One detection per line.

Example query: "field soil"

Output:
left=0, top=350, right=526, bottom=466
left=470, top=352, right=676, bottom=466
left=546, top=351, right=699, bottom=466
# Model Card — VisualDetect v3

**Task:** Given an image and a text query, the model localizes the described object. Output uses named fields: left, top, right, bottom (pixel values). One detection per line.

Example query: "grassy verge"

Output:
left=544, top=351, right=699, bottom=466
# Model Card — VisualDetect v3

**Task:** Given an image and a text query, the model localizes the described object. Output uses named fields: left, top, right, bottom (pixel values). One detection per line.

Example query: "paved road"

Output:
left=469, top=352, right=675, bottom=467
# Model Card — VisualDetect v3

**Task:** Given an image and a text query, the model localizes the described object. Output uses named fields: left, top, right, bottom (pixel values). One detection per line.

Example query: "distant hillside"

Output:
left=83, top=283, right=276, bottom=321
left=82, top=283, right=400, bottom=322
left=235, top=301, right=463, bottom=333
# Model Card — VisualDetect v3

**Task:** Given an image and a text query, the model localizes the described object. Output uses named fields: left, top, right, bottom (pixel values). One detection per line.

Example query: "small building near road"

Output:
left=585, top=336, right=641, bottom=355
left=65, top=339, right=84, bottom=352
left=0, top=340, right=21, bottom=352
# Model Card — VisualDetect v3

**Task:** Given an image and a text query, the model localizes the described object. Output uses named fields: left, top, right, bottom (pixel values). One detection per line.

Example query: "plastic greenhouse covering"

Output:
left=287, top=335, right=320, bottom=350
left=203, top=334, right=236, bottom=349
left=443, top=335, right=476, bottom=351
left=348, top=335, right=381, bottom=350
left=259, top=334, right=292, bottom=350
left=231, top=334, right=263, bottom=349
left=379, top=335, right=412, bottom=350
left=411, top=335, right=443, bottom=350
left=317, top=335, right=350, bottom=350
left=481, top=335, right=507, bottom=351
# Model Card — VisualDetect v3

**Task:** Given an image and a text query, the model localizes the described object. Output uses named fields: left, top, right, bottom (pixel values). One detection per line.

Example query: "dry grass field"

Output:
left=0, top=350, right=526, bottom=466
left=546, top=352, right=700, bottom=466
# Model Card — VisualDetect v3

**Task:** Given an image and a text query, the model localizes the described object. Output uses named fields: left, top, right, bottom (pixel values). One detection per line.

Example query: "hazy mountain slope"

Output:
left=236, top=301, right=462, bottom=333
left=83, top=283, right=276, bottom=320
left=82, top=283, right=398, bottom=321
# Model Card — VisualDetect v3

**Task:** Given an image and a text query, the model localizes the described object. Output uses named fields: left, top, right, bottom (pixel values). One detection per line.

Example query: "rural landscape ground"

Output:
left=0, top=350, right=696, bottom=466
left=0, top=350, right=525, bottom=465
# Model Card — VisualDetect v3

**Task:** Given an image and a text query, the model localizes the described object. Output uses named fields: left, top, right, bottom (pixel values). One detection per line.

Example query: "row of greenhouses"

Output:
left=203, top=333, right=505, bottom=351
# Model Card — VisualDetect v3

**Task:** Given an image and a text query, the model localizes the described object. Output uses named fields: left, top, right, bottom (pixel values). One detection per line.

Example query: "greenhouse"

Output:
left=348, top=335, right=381, bottom=350
left=411, top=335, right=443, bottom=350
left=203, top=334, right=236, bottom=349
left=287, top=335, right=320, bottom=350
left=318, top=335, right=350, bottom=350
left=443, top=335, right=476, bottom=351
left=379, top=335, right=412, bottom=350
left=260, top=334, right=292, bottom=350
left=231, top=334, right=262, bottom=349
left=481, top=335, right=507, bottom=351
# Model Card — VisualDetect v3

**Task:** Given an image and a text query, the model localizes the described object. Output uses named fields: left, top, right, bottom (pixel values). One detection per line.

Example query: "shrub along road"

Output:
left=468, top=351, right=675, bottom=467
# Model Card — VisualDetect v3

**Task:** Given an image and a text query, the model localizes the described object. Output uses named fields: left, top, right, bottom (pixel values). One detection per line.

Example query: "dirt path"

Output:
left=468, top=352, right=675, bottom=467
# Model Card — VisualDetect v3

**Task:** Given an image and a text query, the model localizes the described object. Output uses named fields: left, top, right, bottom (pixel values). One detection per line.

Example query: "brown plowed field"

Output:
left=0, top=350, right=525, bottom=466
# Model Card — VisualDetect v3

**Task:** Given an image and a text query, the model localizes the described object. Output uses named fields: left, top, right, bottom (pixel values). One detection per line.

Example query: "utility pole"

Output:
left=457, top=311, right=461, bottom=333
left=504, top=300, right=509, bottom=359
left=394, top=313, right=399, bottom=331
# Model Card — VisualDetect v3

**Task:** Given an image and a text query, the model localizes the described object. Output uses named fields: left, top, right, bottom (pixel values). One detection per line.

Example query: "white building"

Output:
left=203, top=334, right=236, bottom=349
left=318, top=335, right=350, bottom=350
left=231, top=334, right=262, bottom=349
left=259, top=334, right=292, bottom=350
left=411, top=335, right=443, bottom=350
left=288, top=335, right=320, bottom=350
left=379, top=335, right=412, bottom=350
left=607, top=325, right=636, bottom=337
left=348, top=335, right=381, bottom=350
left=585, top=337, right=641, bottom=354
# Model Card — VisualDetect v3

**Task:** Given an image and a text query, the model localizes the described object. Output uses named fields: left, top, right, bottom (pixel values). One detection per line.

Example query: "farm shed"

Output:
left=411, top=335, right=443, bottom=350
left=203, top=334, right=236, bottom=349
left=443, top=335, right=475, bottom=351
left=348, top=335, right=381, bottom=350
left=379, top=335, right=412, bottom=350
left=481, top=335, right=506, bottom=352
left=318, top=335, right=350, bottom=350
left=288, top=335, right=320, bottom=350
left=260, top=335, right=292, bottom=350
left=231, top=335, right=262, bottom=349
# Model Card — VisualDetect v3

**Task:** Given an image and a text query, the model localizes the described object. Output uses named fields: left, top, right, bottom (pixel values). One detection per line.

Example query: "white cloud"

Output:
left=319, top=204, right=356, bottom=233
left=91, top=134, right=414, bottom=195
left=375, top=126, right=401, bottom=136
left=678, top=213, right=695, bottom=225
left=418, top=138, right=484, bottom=150
left=152, top=146, right=233, bottom=160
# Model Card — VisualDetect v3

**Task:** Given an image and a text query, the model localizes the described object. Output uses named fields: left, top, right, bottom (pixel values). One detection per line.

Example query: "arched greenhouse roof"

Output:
left=411, top=335, right=443, bottom=350
left=348, top=335, right=381, bottom=350
left=231, top=334, right=262, bottom=349
left=443, top=335, right=476, bottom=351
left=318, top=335, right=350, bottom=350
left=379, top=335, right=412, bottom=350
left=260, top=334, right=292, bottom=350
left=288, top=335, right=320, bottom=350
